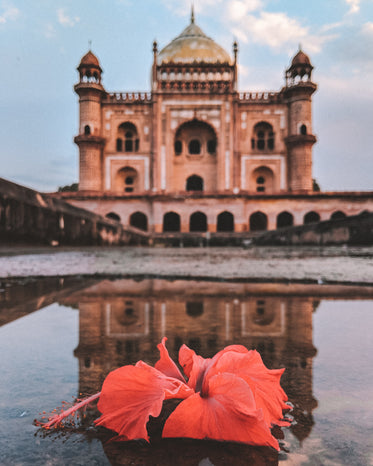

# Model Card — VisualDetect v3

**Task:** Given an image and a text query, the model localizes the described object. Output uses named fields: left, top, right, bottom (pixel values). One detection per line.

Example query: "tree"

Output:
left=58, top=183, right=79, bottom=192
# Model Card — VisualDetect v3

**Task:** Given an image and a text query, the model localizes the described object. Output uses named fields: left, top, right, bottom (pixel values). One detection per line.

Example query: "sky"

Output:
left=0, top=0, right=372, bottom=192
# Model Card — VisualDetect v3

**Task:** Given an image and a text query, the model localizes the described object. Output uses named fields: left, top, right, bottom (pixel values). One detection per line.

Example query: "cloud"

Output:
left=345, top=0, right=360, bottom=14
left=227, top=0, right=262, bottom=21
left=57, top=8, right=80, bottom=27
left=229, top=10, right=336, bottom=54
left=0, top=3, right=19, bottom=24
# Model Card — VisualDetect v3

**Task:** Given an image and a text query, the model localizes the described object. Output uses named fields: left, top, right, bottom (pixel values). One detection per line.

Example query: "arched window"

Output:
left=84, top=125, right=91, bottom=135
left=174, top=120, right=217, bottom=158
left=304, top=211, right=320, bottom=224
left=256, top=176, right=265, bottom=192
left=249, top=211, right=268, bottom=231
left=106, top=212, right=121, bottom=222
left=330, top=211, right=346, bottom=220
left=130, top=212, right=148, bottom=231
left=116, top=138, right=123, bottom=152
left=207, top=139, right=216, bottom=154
left=115, top=166, right=138, bottom=193
left=217, top=211, right=234, bottom=232
left=186, top=175, right=204, bottom=192
left=188, top=139, right=201, bottom=154
left=252, top=122, right=274, bottom=151
left=190, top=211, right=207, bottom=232
left=117, top=122, right=139, bottom=153
left=277, top=211, right=294, bottom=228
left=163, top=212, right=181, bottom=232
left=125, top=131, right=134, bottom=152
left=252, top=166, right=274, bottom=194
left=300, top=124, right=307, bottom=135
left=174, top=140, right=182, bottom=155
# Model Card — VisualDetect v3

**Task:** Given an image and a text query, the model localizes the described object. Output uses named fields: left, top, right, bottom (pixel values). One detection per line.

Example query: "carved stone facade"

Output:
left=67, top=14, right=372, bottom=234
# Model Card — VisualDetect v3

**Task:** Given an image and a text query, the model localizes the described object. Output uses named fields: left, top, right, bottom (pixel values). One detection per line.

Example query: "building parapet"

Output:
left=238, top=92, right=281, bottom=102
left=104, top=92, right=152, bottom=103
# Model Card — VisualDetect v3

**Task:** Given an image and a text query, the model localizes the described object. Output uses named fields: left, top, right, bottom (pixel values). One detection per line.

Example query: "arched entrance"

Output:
left=217, top=211, right=234, bottom=232
left=106, top=212, right=121, bottom=222
left=163, top=212, right=181, bottom=232
left=331, top=211, right=346, bottom=220
left=190, top=212, right=207, bottom=232
left=186, top=175, right=204, bottom=191
left=130, top=212, right=148, bottom=231
left=304, top=211, right=320, bottom=224
left=277, top=211, right=294, bottom=228
left=249, top=211, right=268, bottom=231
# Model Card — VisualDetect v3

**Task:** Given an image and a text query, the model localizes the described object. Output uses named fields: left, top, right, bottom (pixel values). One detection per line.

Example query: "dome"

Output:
left=291, top=49, right=311, bottom=66
left=157, top=21, right=232, bottom=65
left=79, top=50, right=101, bottom=69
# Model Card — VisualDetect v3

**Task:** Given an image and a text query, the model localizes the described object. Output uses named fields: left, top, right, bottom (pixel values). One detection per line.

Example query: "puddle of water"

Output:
left=0, top=277, right=372, bottom=465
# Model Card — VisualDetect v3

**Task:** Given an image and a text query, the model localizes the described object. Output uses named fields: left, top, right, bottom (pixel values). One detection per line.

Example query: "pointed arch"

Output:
left=186, top=175, right=204, bottom=191
left=117, top=122, right=139, bottom=153
left=217, top=211, right=234, bottom=232
left=249, top=211, right=268, bottom=231
left=251, top=166, right=275, bottom=193
left=130, top=212, right=148, bottom=231
left=190, top=211, right=207, bottom=232
left=163, top=212, right=181, bottom=232
left=330, top=211, right=346, bottom=220
left=105, top=212, right=121, bottom=222
left=252, top=121, right=274, bottom=151
left=304, top=211, right=320, bottom=224
left=277, top=211, right=294, bottom=228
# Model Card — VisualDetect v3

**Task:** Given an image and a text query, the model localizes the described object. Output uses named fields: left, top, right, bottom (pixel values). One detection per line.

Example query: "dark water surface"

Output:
left=0, top=277, right=372, bottom=465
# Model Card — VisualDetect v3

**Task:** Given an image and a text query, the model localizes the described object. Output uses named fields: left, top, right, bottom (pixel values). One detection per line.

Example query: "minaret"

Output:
left=283, top=48, right=317, bottom=192
left=74, top=50, right=106, bottom=191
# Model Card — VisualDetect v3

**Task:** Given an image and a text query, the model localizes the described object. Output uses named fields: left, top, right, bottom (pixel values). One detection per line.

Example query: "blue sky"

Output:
left=0, top=0, right=372, bottom=192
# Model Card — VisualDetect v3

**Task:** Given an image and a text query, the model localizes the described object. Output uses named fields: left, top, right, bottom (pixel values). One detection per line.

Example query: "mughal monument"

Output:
left=61, top=11, right=372, bottom=235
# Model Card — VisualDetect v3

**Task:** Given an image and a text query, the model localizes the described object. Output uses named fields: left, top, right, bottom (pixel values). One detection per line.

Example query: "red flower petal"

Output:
left=178, top=344, right=212, bottom=391
left=155, top=337, right=186, bottom=382
left=163, top=372, right=279, bottom=450
left=178, top=344, right=196, bottom=378
left=95, top=361, right=193, bottom=441
left=205, top=350, right=289, bottom=427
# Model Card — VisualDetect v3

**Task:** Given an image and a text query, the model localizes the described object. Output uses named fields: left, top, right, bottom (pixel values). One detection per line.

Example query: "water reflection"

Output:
left=56, top=279, right=370, bottom=445
left=1, top=277, right=373, bottom=465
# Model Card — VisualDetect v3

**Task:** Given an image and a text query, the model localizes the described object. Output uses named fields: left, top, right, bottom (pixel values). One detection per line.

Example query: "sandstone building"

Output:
left=66, top=12, right=372, bottom=234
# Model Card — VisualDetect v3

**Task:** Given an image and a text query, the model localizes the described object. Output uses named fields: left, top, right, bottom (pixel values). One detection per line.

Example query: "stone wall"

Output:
left=253, top=211, right=373, bottom=246
left=0, top=177, right=148, bottom=245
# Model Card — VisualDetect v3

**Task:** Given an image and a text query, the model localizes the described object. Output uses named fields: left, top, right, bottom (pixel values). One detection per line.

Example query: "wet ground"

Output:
left=0, top=245, right=373, bottom=284
left=0, top=246, right=372, bottom=465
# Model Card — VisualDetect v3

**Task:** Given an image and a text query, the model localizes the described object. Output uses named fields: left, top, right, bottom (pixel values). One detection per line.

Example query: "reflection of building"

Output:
left=63, top=278, right=318, bottom=442
left=62, top=11, right=373, bottom=235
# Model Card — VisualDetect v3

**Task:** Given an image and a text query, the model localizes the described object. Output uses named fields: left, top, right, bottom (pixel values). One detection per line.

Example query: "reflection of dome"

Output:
left=79, top=50, right=101, bottom=68
left=291, top=49, right=311, bottom=66
left=157, top=20, right=232, bottom=65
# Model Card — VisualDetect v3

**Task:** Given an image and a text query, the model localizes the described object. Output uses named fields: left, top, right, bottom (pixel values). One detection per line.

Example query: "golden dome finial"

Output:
left=191, top=3, right=195, bottom=24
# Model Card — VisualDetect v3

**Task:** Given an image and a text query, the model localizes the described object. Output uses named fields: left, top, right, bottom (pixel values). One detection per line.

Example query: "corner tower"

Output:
left=283, top=49, right=317, bottom=192
left=74, top=51, right=106, bottom=191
